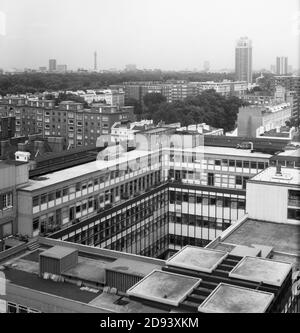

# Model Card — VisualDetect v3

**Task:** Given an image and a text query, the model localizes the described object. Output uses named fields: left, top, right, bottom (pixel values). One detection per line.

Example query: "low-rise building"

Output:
left=237, top=103, right=292, bottom=137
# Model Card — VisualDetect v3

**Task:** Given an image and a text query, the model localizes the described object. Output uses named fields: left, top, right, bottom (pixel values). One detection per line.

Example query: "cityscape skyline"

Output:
left=0, top=0, right=299, bottom=71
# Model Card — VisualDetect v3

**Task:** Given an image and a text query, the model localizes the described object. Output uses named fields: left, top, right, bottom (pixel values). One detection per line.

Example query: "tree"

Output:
left=143, top=93, right=166, bottom=109
left=125, top=98, right=143, bottom=117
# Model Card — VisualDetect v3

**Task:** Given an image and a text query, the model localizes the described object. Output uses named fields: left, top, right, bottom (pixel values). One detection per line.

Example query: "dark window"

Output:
left=229, top=160, right=235, bottom=167
left=288, top=208, right=300, bottom=220
left=208, top=173, right=214, bottom=186
left=288, top=190, right=300, bottom=207
left=236, top=176, right=243, bottom=185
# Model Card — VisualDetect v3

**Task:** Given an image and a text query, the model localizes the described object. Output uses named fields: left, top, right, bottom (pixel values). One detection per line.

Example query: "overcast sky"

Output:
left=0, top=0, right=299, bottom=71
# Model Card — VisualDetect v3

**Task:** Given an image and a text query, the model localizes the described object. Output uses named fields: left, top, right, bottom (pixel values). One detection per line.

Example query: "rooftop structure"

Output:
left=0, top=238, right=297, bottom=313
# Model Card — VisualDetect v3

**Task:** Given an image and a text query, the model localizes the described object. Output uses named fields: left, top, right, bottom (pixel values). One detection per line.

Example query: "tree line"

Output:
left=139, top=90, right=249, bottom=132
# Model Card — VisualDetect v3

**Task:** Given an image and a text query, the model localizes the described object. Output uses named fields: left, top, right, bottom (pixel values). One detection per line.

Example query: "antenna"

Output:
left=94, top=51, right=98, bottom=72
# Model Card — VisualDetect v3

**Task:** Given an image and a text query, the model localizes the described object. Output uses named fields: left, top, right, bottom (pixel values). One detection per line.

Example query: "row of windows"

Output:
left=169, top=235, right=211, bottom=249
left=169, top=154, right=268, bottom=171
left=169, top=191, right=245, bottom=209
left=169, top=213, right=232, bottom=231
left=32, top=170, right=161, bottom=209
left=7, top=302, right=40, bottom=313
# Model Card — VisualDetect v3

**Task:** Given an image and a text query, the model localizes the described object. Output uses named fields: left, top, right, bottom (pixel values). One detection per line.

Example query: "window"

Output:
left=214, top=160, right=221, bottom=166
left=208, top=173, right=214, bottom=186
left=33, top=196, right=39, bottom=207
left=243, top=161, right=250, bottom=168
left=258, top=162, right=265, bottom=170
left=2, top=193, right=12, bottom=209
left=250, top=162, right=257, bottom=169
left=236, top=160, right=242, bottom=168
left=288, top=208, right=300, bottom=221
left=288, top=190, right=300, bottom=207
left=33, top=218, right=39, bottom=231
left=7, top=302, right=17, bottom=313
left=41, top=194, right=47, bottom=205
left=236, top=176, right=242, bottom=185
left=229, top=160, right=235, bottom=167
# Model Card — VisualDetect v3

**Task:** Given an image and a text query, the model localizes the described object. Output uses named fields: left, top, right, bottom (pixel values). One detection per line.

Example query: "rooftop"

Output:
left=105, top=258, right=161, bottom=278
left=0, top=237, right=295, bottom=313
left=210, top=218, right=300, bottom=269
left=191, top=146, right=272, bottom=159
left=249, top=167, right=300, bottom=186
left=40, top=246, right=77, bottom=260
left=167, top=247, right=228, bottom=273
left=127, top=270, right=201, bottom=307
left=229, top=256, right=292, bottom=287
left=18, top=149, right=150, bottom=192
left=198, top=283, right=274, bottom=313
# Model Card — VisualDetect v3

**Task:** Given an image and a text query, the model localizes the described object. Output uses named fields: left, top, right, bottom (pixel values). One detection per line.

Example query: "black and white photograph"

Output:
left=0, top=0, right=299, bottom=321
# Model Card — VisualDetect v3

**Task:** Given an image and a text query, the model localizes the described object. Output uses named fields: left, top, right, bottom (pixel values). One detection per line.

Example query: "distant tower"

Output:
left=94, top=51, right=98, bottom=72
left=49, top=59, right=57, bottom=72
left=203, top=61, right=210, bottom=72
left=235, top=37, right=253, bottom=84
left=276, top=57, right=288, bottom=75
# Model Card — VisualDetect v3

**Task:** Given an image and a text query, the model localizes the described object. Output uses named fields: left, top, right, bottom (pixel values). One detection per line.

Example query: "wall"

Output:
left=246, top=182, right=299, bottom=224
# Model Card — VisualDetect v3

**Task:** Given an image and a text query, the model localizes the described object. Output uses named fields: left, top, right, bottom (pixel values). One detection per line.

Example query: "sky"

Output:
left=0, top=0, right=299, bottom=71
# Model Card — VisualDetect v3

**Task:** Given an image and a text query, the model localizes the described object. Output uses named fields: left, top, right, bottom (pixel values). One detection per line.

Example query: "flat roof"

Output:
left=19, top=149, right=150, bottom=192
left=127, top=270, right=201, bottom=307
left=249, top=167, right=300, bottom=185
left=229, top=256, right=292, bottom=287
left=105, top=258, right=161, bottom=278
left=89, top=293, right=166, bottom=313
left=275, top=149, right=300, bottom=158
left=63, top=258, right=108, bottom=283
left=212, top=219, right=300, bottom=268
left=167, top=246, right=228, bottom=273
left=198, top=283, right=274, bottom=313
left=183, top=146, right=272, bottom=159
left=40, top=246, right=78, bottom=260
left=3, top=267, right=101, bottom=304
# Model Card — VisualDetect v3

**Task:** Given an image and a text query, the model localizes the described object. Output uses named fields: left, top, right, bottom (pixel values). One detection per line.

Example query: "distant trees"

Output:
left=0, top=71, right=240, bottom=96
left=143, top=90, right=248, bottom=132
left=125, top=98, right=143, bottom=120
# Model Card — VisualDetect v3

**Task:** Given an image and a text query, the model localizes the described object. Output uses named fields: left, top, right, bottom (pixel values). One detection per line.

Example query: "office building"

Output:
left=49, top=59, right=57, bottom=72
left=235, top=37, right=253, bottom=84
left=276, top=57, right=288, bottom=76
left=15, top=133, right=271, bottom=258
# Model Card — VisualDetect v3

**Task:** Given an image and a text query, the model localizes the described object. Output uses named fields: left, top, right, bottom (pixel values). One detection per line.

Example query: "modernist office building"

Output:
left=15, top=131, right=271, bottom=259
left=235, top=37, right=253, bottom=85
left=0, top=98, right=134, bottom=148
